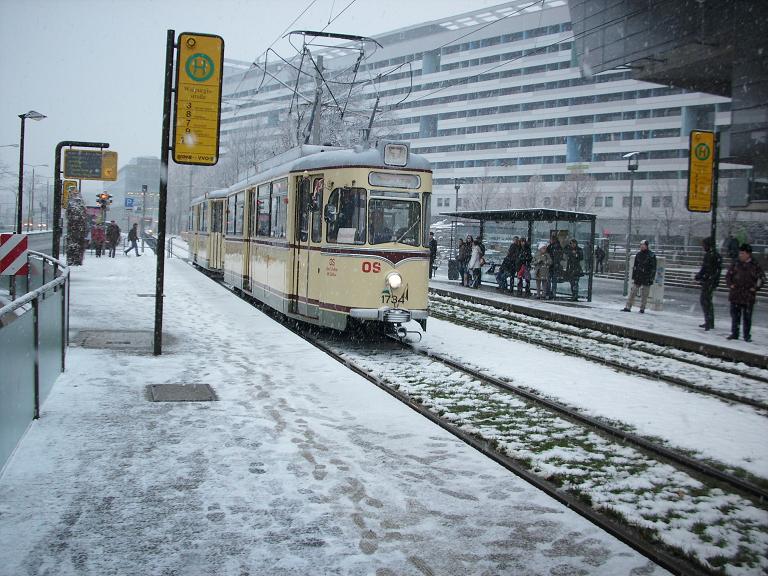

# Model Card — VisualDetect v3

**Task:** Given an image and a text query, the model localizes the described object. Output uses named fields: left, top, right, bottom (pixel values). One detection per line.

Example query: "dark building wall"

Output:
left=570, top=0, right=768, bottom=195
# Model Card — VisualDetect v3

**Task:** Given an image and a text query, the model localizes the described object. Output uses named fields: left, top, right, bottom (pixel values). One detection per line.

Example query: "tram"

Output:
left=189, top=141, right=432, bottom=335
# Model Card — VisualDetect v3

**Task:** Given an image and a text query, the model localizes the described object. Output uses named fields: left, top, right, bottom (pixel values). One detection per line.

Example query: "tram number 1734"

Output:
left=382, top=292, right=408, bottom=305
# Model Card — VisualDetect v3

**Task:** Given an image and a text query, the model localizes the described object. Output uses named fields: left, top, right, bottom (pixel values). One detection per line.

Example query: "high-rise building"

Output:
left=220, top=0, right=756, bottom=244
left=103, top=157, right=160, bottom=232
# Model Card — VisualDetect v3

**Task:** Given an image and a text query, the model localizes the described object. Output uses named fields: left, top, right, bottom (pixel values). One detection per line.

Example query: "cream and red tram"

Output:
left=196, top=141, right=432, bottom=333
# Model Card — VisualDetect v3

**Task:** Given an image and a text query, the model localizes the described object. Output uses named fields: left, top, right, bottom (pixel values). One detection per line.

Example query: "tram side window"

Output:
left=297, top=177, right=311, bottom=242
left=311, top=177, right=323, bottom=243
left=211, top=202, right=223, bottom=233
left=256, top=183, right=271, bottom=236
left=421, top=192, right=431, bottom=248
left=188, top=208, right=193, bottom=232
left=247, top=188, right=256, bottom=237
left=326, top=187, right=366, bottom=244
left=235, top=192, right=245, bottom=236
left=226, top=196, right=236, bottom=235
left=271, top=178, right=288, bottom=238
left=201, top=203, right=208, bottom=233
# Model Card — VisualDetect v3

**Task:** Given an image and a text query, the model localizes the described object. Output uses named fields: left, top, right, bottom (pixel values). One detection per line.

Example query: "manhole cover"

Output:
left=73, top=330, right=156, bottom=351
left=147, top=384, right=216, bottom=402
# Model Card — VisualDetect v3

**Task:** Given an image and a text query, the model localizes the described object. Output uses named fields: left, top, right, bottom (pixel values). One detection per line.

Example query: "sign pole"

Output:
left=154, top=29, right=175, bottom=356
left=710, top=132, right=720, bottom=246
left=53, top=141, right=109, bottom=260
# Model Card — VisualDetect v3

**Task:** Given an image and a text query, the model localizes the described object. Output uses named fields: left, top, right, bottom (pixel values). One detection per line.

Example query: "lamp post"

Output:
left=24, top=163, right=47, bottom=231
left=17, top=110, right=46, bottom=234
left=452, top=178, right=461, bottom=259
left=622, top=152, right=640, bottom=296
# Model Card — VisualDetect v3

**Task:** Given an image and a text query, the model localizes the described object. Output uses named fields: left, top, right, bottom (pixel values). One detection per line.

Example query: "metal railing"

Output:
left=0, top=251, right=69, bottom=473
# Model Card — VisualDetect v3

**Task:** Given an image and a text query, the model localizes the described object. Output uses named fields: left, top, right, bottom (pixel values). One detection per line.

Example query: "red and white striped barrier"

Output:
left=0, top=234, right=29, bottom=276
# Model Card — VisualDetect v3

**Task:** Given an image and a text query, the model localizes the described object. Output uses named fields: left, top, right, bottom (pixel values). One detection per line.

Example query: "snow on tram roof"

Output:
left=191, top=188, right=228, bottom=205
left=228, top=143, right=430, bottom=193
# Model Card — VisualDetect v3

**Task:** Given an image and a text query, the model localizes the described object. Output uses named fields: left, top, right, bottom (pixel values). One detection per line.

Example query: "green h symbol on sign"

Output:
left=186, top=53, right=214, bottom=82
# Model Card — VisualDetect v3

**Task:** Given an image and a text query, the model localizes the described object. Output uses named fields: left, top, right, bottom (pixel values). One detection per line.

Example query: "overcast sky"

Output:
left=0, top=0, right=505, bottom=195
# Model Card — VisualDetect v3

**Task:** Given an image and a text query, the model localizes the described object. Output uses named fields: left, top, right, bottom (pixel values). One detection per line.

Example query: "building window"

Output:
left=444, top=197, right=450, bottom=208
left=436, top=198, right=443, bottom=207
left=594, top=197, right=603, bottom=207
left=663, top=196, right=673, bottom=207
left=605, top=196, right=613, bottom=207
left=543, top=197, right=551, bottom=207
left=652, top=196, right=661, bottom=208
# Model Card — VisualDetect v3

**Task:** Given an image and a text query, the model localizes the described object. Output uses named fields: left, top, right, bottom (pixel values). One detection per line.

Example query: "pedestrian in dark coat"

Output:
left=106, top=221, right=121, bottom=258
left=496, top=245, right=516, bottom=291
left=725, top=243, right=765, bottom=342
left=516, top=238, right=532, bottom=296
left=564, top=239, right=584, bottom=301
left=595, top=245, right=605, bottom=273
left=546, top=236, right=563, bottom=299
left=124, top=223, right=141, bottom=257
left=622, top=240, right=656, bottom=313
left=458, top=236, right=472, bottom=286
left=428, top=232, right=438, bottom=279
left=695, top=236, right=722, bottom=330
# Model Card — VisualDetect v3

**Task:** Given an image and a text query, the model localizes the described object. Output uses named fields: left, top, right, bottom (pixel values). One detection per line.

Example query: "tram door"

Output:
left=292, top=176, right=319, bottom=318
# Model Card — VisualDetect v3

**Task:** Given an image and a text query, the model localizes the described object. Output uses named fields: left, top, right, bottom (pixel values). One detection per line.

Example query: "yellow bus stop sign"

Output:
left=62, top=180, right=78, bottom=208
left=687, top=130, right=715, bottom=212
left=172, top=32, right=224, bottom=166
left=101, top=151, right=118, bottom=181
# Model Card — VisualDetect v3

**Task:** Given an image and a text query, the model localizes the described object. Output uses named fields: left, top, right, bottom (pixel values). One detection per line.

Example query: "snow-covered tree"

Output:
left=65, top=193, right=87, bottom=265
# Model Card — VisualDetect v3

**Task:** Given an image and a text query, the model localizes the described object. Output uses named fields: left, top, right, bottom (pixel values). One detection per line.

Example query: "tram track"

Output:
left=304, top=331, right=768, bottom=576
left=209, top=274, right=768, bottom=575
left=430, top=293, right=768, bottom=411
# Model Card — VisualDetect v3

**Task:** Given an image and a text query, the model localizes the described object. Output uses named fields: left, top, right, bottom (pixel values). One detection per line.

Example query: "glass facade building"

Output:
left=220, top=0, right=753, bottom=242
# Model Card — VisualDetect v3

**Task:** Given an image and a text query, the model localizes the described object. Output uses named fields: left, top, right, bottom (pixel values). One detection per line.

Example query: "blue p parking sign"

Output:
left=125, top=197, right=135, bottom=208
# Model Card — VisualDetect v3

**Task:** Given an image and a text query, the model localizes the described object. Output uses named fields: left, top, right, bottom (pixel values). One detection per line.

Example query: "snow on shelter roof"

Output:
left=440, top=208, right=597, bottom=222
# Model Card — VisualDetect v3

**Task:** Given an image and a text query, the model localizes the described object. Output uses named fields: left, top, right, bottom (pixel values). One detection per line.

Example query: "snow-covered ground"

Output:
left=0, top=254, right=667, bottom=575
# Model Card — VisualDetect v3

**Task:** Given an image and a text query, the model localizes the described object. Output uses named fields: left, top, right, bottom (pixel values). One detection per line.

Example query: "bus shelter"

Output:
left=441, top=208, right=597, bottom=302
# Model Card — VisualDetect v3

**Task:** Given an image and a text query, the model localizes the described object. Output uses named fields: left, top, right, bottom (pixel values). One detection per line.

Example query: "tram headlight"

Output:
left=386, top=271, right=402, bottom=290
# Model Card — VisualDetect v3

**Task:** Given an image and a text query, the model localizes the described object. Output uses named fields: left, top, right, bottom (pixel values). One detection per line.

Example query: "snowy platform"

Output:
left=0, top=254, right=667, bottom=575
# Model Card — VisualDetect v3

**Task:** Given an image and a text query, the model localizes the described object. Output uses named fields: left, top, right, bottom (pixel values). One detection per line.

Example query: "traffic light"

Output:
left=96, top=193, right=113, bottom=208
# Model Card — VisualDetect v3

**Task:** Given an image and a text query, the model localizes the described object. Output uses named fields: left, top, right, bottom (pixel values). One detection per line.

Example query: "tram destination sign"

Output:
left=63, top=150, right=118, bottom=181
left=686, top=130, right=715, bottom=212
left=172, top=32, right=224, bottom=166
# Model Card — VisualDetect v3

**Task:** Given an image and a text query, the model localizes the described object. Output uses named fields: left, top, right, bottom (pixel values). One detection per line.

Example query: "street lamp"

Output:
left=622, top=151, right=640, bottom=296
left=24, top=163, right=48, bottom=231
left=17, top=110, right=46, bottom=234
left=452, top=178, right=461, bottom=258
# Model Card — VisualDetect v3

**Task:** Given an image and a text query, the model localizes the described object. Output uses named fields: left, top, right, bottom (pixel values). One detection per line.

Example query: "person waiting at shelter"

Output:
left=725, top=243, right=765, bottom=342
left=460, top=235, right=473, bottom=286
left=564, top=239, right=584, bottom=301
left=622, top=239, right=656, bottom=313
left=428, top=232, right=438, bottom=279
left=515, top=237, right=532, bottom=297
left=467, top=238, right=484, bottom=288
left=496, top=244, right=517, bottom=292
left=546, top=235, right=563, bottom=299
left=531, top=243, right=552, bottom=299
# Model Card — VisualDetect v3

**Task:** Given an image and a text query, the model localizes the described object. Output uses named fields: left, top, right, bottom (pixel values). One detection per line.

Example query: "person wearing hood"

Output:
left=694, top=236, right=722, bottom=331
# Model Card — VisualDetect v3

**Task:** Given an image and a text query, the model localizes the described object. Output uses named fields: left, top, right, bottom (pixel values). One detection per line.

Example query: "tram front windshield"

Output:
left=368, top=198, right=421, bottom=246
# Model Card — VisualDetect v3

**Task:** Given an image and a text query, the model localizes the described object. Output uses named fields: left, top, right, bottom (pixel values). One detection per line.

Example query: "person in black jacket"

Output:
left=622, top=240, right=656, bottom=313
left=725, top=243, right=765, bottom=342
left=546, top=235, right=563, bottom=299
left=695, top=236, right=722, bottom=330
left=564, top=239, right=584, bottom=301
left=428, top=232, right=438, bottom=278
left=124, top=223, right=141, bottom=257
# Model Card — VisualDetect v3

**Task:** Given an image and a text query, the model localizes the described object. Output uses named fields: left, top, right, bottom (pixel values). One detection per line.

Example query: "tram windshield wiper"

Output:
left=394, top=217, right=420, bottom=245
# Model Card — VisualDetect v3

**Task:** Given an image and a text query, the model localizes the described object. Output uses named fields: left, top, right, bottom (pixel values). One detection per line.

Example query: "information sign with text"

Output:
left=172, top=32, right=224, bottom=166
left=63, top=150, right=118, bottom=181
left=62, top=180, right=78, bottom=208
left=687, top=130, right=715, bottom=212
